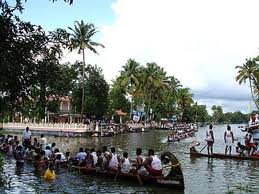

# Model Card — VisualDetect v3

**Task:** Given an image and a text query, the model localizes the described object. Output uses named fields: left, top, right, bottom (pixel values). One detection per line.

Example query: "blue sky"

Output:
left=14, top=0, right=259, bottom=113
left=20, top=0, right=115, bottom=32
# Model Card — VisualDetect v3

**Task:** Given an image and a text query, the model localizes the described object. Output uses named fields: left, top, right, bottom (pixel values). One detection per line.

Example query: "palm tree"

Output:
left=119, top=59, right=140, bottom=118
left=141, top=63, right=169, bottom=121
left=236, top=58, right=259, bottom=109
left=68, top=20, right=104, bottom=119
left=177, top=88, right=194, bottom=121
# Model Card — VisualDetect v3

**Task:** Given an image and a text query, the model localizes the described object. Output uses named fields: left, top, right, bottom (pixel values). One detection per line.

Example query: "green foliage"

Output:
left=72, top=64, right=109, bottom=119
left=108, top=80, right=130, bottom=115
left=112, top=58, right=197, bottom=122
left=236, top=58, right=259, bottom=110
left=0, top=0, right=76, bottom=120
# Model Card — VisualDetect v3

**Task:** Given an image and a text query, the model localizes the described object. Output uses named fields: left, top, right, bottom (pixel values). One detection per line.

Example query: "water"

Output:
left=1, top=124, right=259, bottom=194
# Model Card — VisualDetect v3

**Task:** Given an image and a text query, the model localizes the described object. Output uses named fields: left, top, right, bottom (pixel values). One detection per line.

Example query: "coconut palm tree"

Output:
left=119, top=59, right=140, bottom=118
left=68, top=20, right=104, bottom=119
left=140, top=63, right=169, bottom=121
left=177, top=88, right=194, bottom=121
left=236, top=58, right=259, bottom=109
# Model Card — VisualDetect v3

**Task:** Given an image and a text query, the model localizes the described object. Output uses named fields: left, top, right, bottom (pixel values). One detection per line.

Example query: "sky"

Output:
left=19, top=0, right=259, bottom=113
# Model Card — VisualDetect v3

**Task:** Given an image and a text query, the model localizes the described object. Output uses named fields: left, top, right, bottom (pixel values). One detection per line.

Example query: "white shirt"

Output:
left=76, top=152, right=87, bottom=162
left=23, top=130, right=31, bottom=140
left=151, top=155, right=162, bottom=170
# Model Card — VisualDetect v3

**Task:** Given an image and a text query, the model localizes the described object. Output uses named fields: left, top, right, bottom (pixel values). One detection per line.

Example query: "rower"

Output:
left=236, top=142, right=247, bottom=156
left=224, top=125, right=234, bottom=155
left=90, top=148, right=98, bottom=167
left=101, top=146, right=110, bottom=170
left=206, top=124, right=214, bottom=155
left=44, top=146, right=52, bottom=160
left=40, top=134, right=47, bottom=150
left=54, top=148, right=67, bottom=163
left=95, top=150, right=103, bottom=172
left=76, top=147, right=87, bottom=166
left=108, top=147, right=119, bottom=172
left=84, top=148, right=94, bottom=168
left=252, top=142, right=259, bottom=156
left=143, top=149, right=163, bottom=176
left=120, top=152, right=131, bottom=173
left=135, top=148, right=148, bottom=176
left=245, top=129, right=255, bottom=155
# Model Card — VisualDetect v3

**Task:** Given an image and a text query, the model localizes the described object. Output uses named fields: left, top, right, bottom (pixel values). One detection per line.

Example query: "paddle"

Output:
left=199, top=144, right=207, bottom=153
left=136, top=174, right=143, bottom=186
left=114, top=170, right=119, bottom=181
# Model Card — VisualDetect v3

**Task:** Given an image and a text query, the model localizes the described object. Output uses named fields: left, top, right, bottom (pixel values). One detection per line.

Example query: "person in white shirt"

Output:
left=206, top=124, right=214, bottom=155
left=120, top=152, right=131, bottom=173
left=143, top=149, right=162, bottom=176
left=40, top=134, right=47, bottom=150
left=108, top=147, right=120, bottom=171
left=76, top=147, right=87, bottom=164
left=22, top=127, right=31, bottom=148
left=224, top=125, right=234, bottom=155
left=44, top=146, right=53, bottom=159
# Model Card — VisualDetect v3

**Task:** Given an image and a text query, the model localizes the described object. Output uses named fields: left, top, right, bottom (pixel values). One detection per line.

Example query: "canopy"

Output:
left=115, top=109, right=127, bottom=116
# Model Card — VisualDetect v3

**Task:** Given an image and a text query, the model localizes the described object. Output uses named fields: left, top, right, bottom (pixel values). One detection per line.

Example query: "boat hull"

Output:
left=190, top=151, right=259, bottom=161
left=71, top=151, right=184, bottom=189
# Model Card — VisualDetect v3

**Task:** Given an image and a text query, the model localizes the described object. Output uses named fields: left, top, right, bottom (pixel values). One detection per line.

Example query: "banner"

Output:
left=133, top=115, right=140, bottom=122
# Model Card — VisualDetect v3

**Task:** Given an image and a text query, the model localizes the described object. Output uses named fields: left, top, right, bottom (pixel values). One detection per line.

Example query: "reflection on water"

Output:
left=0, top=124, right=258, bottom=193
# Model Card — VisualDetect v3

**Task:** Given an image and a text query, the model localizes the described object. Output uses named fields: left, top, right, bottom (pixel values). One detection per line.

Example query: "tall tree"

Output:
left=67, top=20, right=104, bottom=118
left=236, top=58, right=259, bottom=109
left=72, top=64, right=109, bottom=119
left=177, top=88, right=194, bottom=121
left=119, top=59, right=140, bottom=118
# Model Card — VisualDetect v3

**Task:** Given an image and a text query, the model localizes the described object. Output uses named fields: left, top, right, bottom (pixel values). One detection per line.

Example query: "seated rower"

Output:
left=90, top=148, right=98, bottom=167
left=84, top=148, right=94, bottom=168
left=76, top=147, right=87, bottom=166
left=54, top=148, right=67, bottom=163
left=134, top=148, right=148, bottom=176
left=108, top=147, right=119, bottom=172
left=236, top=142, right=247, bottom=156
left=101, top=146, right=110, bottom=170
left=245, top=129, right=255, bottom=155
left=44, top=146, right=53, bottom=160
left=143, top=149, right=163, bottom=176
left=252, top=142, right=259, bottom=156
left=95, top=150, right=103, bottom=172
left=120, top=152, right=131, bottom=173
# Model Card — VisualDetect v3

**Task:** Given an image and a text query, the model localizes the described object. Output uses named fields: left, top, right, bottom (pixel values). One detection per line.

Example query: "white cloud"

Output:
left=62, top=0, right=259, bottom=113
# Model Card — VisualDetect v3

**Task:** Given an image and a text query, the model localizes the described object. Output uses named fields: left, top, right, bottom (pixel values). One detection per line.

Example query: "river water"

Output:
left=1, top=124, right=258, bottom=194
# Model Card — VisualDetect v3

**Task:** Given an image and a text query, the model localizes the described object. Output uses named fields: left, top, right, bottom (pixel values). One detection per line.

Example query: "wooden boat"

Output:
left=70, top=151, right=184, bottom=189
left=190, top=148, right=259, bottom=161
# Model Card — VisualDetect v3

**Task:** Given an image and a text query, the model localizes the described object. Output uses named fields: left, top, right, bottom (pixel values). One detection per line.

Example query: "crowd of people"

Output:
left=0, top=127, right=69, bottom=179
left=0, top=126, right=164, bottom=181
left=205, top=124, right=259, bottom=156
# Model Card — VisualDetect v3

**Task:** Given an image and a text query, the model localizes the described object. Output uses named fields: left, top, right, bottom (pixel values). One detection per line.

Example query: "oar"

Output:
left=114, top=170, right=120, bottom=181
left=136, top=174, right=143, bottom=186
left=199, top=144, right=207, bottom=153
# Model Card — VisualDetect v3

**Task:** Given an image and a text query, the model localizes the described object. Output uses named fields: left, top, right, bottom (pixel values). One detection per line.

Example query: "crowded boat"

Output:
left=167, top=129, right=195, bottom=142
left=0, top=127, right=184, bottom=189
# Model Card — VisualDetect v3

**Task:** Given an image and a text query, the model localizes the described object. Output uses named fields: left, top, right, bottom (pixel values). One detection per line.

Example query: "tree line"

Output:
left=0, top=0, right=250, bottom=124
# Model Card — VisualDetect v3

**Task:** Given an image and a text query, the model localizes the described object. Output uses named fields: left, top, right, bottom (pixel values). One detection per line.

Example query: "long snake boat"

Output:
left=70, top=151, right=184, bottom=189
left=190, top=148, right=259, bottom=161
